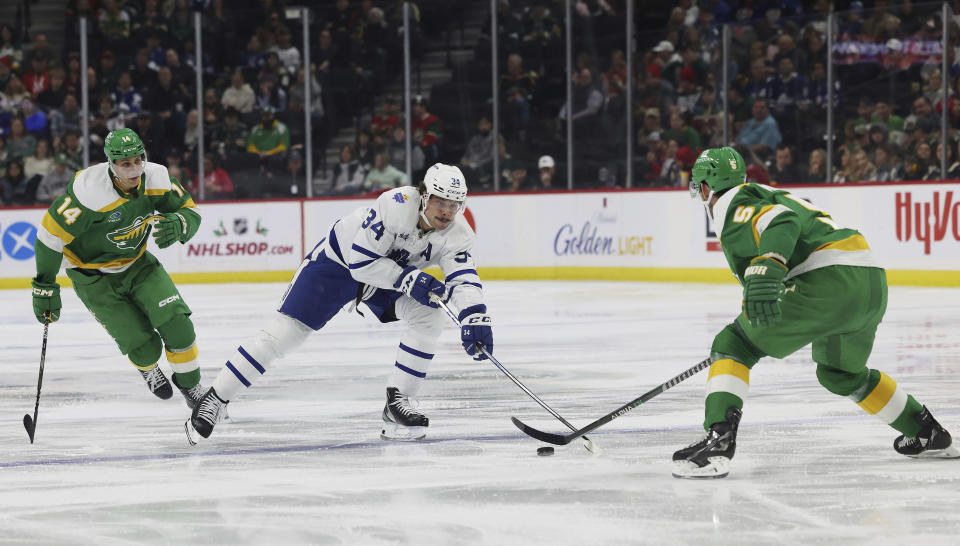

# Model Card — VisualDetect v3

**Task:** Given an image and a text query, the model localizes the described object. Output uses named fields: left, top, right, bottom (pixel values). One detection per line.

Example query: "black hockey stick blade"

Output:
left=511, top=357, right=712, bottom=446
left=23, top=414, right=36, bottom=443
left=511, top=416, right=573, bottom=446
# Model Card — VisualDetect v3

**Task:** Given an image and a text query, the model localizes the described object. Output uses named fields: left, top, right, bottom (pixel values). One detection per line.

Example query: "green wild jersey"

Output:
left=34, top=161, right=200, bottom=282
left=710, top=183, right=878, bottom=283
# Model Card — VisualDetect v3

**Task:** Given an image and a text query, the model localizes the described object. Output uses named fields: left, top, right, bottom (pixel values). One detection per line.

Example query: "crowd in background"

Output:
left=3, top=1, right=960, bottom=206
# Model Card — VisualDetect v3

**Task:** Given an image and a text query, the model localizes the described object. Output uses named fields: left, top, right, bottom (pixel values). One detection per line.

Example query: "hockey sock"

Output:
left=387, top=330, right=437, bottom=397
left=213, top=314, right=311, bottom=401
left=848, top=369, right=924, bottom=437
left=157, top=315, right=200, bottom=388
left=704, top=357, right=750, bottom=429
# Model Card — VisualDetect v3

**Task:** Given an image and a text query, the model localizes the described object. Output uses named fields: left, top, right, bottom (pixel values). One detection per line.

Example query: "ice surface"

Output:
left=1, top=280, right=959, bottom=545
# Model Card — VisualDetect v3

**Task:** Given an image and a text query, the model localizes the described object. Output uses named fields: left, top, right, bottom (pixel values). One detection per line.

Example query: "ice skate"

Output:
left=672, top=407, right=742, bottom=479
left=138, top=365, right=173, bottom=400
left=894, top=406, right=960, bottom=459
left=380, top=387, right=429, bottom=441
left=172, top=375, right=205, bottom=410
left=185, top=387, right=228, bottom=446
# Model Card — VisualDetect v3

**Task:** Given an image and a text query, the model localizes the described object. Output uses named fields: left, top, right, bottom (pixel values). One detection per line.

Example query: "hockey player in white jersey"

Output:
left=185, top=163, right=493, bottom=443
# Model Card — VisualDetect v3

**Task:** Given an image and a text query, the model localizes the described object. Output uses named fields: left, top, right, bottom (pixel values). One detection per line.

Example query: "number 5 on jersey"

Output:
left=361, top=208, right=385, bottom=240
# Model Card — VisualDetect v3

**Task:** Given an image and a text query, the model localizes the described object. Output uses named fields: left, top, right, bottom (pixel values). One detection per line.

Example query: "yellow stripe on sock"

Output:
left=166, top=344, right=199, bottom=364
left=707, top=359, right=751, bottom=385
left=131, top=361, right=158, bottom=371
left=857, top=373, right=897, bottom=415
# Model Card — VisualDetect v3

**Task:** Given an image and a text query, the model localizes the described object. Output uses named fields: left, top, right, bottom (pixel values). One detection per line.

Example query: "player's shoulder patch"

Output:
left=143, top=161, right=173, bottom=195
left=70, top=162, right=120, bottom=212
left=379, top=187, right=420, bottom=233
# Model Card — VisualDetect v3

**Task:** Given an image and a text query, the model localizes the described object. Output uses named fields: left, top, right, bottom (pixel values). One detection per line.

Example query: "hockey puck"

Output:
left=537, top=446, right=555, bottom=456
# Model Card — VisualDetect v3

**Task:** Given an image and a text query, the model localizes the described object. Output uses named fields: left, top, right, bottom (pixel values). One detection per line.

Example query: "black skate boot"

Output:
left=381, top=387, right=429, bottom=441
left=894, top=406, right=960, bottom=458
left=185, top=387, right=228, bottom=445
left=138, top=365, right=173, bottom=400
left=672, top=407, right=742, bottom=479
left=172, top=374, right=206, bottom=410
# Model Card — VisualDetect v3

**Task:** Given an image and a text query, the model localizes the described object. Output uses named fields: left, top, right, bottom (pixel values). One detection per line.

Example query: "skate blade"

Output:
left=185, top=419, right=202, bottom=446
left=671, top=457, right=731, bottom=479
left=380, top=422, right=426, bottom=441
left=909, top=444, right=960, bottom=459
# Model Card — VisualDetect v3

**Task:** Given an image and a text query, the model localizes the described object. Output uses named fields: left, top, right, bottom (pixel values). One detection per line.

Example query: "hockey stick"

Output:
left=511, top=357, right=712, bottom=446
left=23, top=317, right=51, bottom=443
left=434, top=298, right=599, bottom=453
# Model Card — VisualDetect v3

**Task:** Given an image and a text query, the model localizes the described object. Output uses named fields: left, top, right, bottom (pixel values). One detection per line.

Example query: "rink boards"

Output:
left=1, top=181, right=958, bottom=287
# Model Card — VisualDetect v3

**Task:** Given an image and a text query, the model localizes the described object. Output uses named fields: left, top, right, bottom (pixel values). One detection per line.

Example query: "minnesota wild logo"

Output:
left=107, top=215, right=161, bottom=249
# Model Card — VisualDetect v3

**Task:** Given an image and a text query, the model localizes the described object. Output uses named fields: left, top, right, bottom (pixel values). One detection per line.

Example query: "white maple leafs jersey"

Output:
left=318, top=186, right=483, bottom=313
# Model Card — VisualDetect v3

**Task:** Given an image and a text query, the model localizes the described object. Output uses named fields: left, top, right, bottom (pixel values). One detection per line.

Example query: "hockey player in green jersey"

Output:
left=31, top=128, right=208, bottom=408
left=672, top=146, right=958, bottom=479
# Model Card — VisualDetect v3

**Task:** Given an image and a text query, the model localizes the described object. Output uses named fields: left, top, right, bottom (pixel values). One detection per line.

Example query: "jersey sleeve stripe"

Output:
left=328, top=222, right=346, bottom=263
left=750, top=204, right=787, bottom=245
left=351, top=244, right=382, bottom=259
left=814, top=233, right=870, bottom=252
left=41, top=212, right=75, bottom=244
left=455, top=281, right=483, bottom=289
left=445, top=268, right=478, bottom=282
left=349, top=259, right=377, bottom=269
left=36, top=226, right=66, bottom=252
left=399, top=343, right=434, bottom=360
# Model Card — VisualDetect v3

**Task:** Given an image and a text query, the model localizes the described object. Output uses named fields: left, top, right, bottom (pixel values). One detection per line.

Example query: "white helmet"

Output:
left=419, top=163, right=467, bottom=228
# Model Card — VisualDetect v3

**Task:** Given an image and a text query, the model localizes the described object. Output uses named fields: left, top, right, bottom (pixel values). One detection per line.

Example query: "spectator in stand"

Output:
left=662, top=109, right=701, bottom=151
left=4, top=75, right=30, bottom=106
left=132, top=0, right=169, bottom=43
left=130, top=48, right=157, bottom=94
left=35, top=152, right=73, bottom=203
left=111, top=71, right=142, bottom=121
left=386, top=124, right=424, bottom=174
left=904, top=139, right=934, bottom=180
left=222, top=70, right=256, bottom=115
left=637, top=107, right=664, bottom=153
left=871, top=101, right=903, bottom=131
left=370, top=95, right=401, bottom=139
left=1, top=159, right=26, bottom=204
left=503, top=158, right=532, bottom=192
left=164, top=49, right=194, bottom=93
left=21, top=98, right=48, bottom=136
left=144, top=66, right=189, bottom=143
left=364, top=150, right=408, bottom=191
left=904, top=97, right=939, bottom=135
left=872, top=144, right=903, bottom=182
left=23, top=33, right=53, bottom=70
left=460, top=114, right=501, bottom=187
left=0, top=24, right=22, bottom=71
left=278, top=150, right=306, bottom=197
left=211, top=107, right=248, bottom=164
left=183, top=109, right=200, bottom=164
left=97, top=50, right=121, bottom=93
left=737, top=98, right=782, bottom=155
left=22, top=56, right=50, bottom=98
left=603, top=48, right=628, bottom=109
left=411, top=95, right=441, bottom=167
left=202, top=88, right=220, bottom=127
left=0, top=56, right=14, bottom=94
left=6, top=118, right=37, bottom=160
left=62, top=131, right=83, bottom=168
left=499, top=53, right=538, bottom=142
left=24, top=138, right=53, bottom=184
left=767, top=144, right=803, bottom=184
left=98, top=0, right=132, bottom=52
left=649, top=41, right=677, bottom=83
left=133, top=111, right=166, bottom=159
left=194, top=154, right=234, bottom=200
left=675, top=67, right=701, bottom=113
left=923, top=141, right=954, bottom=181
left=521, top=0, right=561, bottom=71
left=331, top=144, right=366, bottom=195
left=535, top=155, right=557, bottom=190
left=806, top=148, right=827, bottom=183
left=355, top=130, right=375, bottom=171
left=0, top=135, right=8, bottom=177
left=37, top=68, right=66, bottom=112
left=247, top=107, right=290, bottom=175
left=558, top=67, right=604, bottom=138
left=736, top=58, right=772, bottom=101
left=767, top=56, right=805, bottom=118
left=271, top=29, right=301, bottom=74
left=256, top=79, right=287, bottom=113
left=852, top=148, right=879, bottom=182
